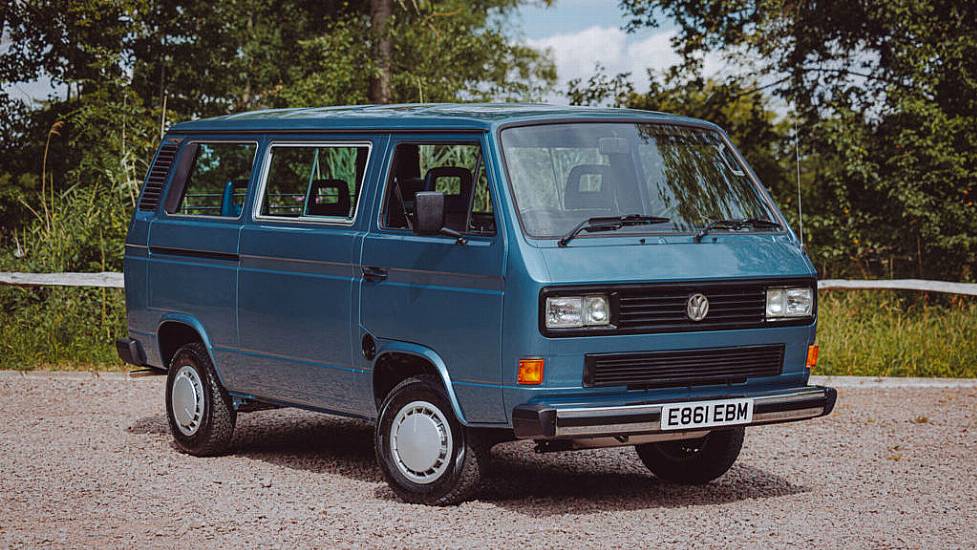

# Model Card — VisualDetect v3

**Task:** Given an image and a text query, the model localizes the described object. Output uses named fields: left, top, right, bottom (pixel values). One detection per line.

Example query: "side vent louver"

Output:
left=138, top=141, right=181, bottom=211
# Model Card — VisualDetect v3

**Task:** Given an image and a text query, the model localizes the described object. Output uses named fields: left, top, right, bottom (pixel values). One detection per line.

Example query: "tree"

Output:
left=369, top=0, right=393, bottom=103
left=0, top=0, right=556, bottom=242
left=616, top=0, right=977, bottom=280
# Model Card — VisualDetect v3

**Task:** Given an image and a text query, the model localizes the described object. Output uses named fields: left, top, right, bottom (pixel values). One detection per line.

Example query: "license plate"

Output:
left=660, top=398, right=754, bottom=431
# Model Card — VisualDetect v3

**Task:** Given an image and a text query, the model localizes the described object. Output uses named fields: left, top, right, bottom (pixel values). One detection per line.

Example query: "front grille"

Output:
left=138, top=141, right=180, bottom=211
left=614, top=283, right=766, bottom=332
left=584, top=345, right=784, bottom=388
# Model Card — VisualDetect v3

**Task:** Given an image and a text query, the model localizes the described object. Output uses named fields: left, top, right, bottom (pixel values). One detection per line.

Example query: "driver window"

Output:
left=383, top=143, right=496, bottom=235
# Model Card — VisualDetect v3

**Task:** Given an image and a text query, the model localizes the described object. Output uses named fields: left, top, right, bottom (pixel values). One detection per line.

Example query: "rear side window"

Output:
left=171, top=142, right=257, bottom=217
left=258, top=144, right=370, bottom=221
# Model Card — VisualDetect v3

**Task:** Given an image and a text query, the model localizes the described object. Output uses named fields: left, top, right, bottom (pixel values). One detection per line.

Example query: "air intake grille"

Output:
left=584, top=345, right=784, bottom=388
left=138, top=141, right=180, bottom=211
left=615, top=283, right=766, bottom=332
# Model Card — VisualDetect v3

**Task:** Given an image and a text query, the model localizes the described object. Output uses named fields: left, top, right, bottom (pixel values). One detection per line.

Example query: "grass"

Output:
left=0, top=286, right=127, bottom=372
left=1, top=288, right=975, bottom=378
left=816, top=290, right=977, bottom=378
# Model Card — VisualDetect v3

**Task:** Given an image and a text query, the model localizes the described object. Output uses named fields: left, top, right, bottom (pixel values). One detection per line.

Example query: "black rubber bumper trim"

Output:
left=512, top=404, right=557, bottom=439
left=511, top=385, right=837, bottom=440
left=116, top=338, right=147, bottom=366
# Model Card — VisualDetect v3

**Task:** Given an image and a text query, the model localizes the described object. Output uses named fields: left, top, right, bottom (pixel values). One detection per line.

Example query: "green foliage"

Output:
left=817, top=291, right=977, bottom=378
left=579, top=0, right=977, bottom=281
left=0, top=286, right=126, bottom=371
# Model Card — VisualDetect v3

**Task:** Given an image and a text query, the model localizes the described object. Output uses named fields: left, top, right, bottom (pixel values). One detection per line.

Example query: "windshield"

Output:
left=500, top=123, right=778, bottom=238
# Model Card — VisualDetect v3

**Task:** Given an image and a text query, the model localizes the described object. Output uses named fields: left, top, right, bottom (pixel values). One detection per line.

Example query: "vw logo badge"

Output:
left=686, top=293, right=710, bottom=321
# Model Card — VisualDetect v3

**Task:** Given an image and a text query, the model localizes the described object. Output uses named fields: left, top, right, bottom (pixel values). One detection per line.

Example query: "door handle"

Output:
left=362, top=266, right=388, bottom=282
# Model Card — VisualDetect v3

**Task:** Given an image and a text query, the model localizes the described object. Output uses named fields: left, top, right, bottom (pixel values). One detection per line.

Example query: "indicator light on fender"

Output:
left=806, top=345, right=819, bottom=369
left=517, top=358, right=545, bottom=385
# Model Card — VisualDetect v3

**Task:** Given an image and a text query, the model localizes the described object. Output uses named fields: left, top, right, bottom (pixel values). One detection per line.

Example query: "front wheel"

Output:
left=635, top=427, right=744, bottom=484
left=374, top=376, right=485, bottom=505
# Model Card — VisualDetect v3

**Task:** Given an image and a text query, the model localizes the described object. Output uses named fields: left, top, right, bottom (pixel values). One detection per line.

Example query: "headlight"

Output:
left=766, top=287, right=814, bottom=319
left=545, top=295, right=610, bottom=328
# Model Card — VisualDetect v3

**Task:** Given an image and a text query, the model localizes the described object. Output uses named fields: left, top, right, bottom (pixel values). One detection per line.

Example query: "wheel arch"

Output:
left=371, top=339, right=469, bottom=426
left=155, top=314, right=226, bottom=386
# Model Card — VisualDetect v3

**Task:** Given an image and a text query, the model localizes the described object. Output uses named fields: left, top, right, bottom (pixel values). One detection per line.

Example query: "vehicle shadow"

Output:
left=128, top=409, right=381, bottom=483
left=232, top=411, right=381, bottom=483
left=473, top=442, right=809, bottom=516
left=129, top=410, right=808, bottom=513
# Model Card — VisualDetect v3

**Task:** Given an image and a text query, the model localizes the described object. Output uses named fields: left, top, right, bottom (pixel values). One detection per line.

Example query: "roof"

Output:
left=168, top=103, right=718, bottom=133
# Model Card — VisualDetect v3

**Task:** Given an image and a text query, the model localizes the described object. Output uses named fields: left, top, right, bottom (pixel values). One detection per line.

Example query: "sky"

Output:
left=513, top=0, right=717, bottom=103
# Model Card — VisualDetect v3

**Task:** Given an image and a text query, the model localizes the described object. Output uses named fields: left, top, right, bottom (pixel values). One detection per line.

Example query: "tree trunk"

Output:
left=368, top=0, right=393, bottom=104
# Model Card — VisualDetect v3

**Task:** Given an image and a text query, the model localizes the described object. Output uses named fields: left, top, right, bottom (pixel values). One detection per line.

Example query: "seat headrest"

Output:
left=425, top=167, right=474, bottom=231
left=220, top=178, right=249, bottom=217
left=565, top=164, right=614, bottom=210
left=306, top=179, right=351, bottom=217
left=424, top=167, right=473, bottom=195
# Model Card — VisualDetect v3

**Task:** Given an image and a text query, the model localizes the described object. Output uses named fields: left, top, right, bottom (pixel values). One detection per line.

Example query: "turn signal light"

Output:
left=517, top=358, right=545, bottom=385
left=806, top=344, right=819, bottom=369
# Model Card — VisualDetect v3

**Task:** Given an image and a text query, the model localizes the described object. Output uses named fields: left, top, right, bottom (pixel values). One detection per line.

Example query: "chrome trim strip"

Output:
left=752, top=407, right=824, bottom=424
left=557, top=404, right=662, bottom=419
left=557, top=421, right=660, bottom=437
left=251, top=140, right=374, bottom=226
left=552, top=389, right=828, bottom=437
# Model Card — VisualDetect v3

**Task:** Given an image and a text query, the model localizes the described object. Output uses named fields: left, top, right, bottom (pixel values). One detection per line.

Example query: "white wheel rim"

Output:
left=171, top=365, right=204, bottom=436
left=389, top=400, right=453, bottom=484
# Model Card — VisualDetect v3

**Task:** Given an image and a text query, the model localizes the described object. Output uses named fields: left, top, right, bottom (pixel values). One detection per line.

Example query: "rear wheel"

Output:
left=165, top=343, right=236, bottom=456
left=635, top=428, right=744, bottom=484
left=374, top=376, right=485, bottom=505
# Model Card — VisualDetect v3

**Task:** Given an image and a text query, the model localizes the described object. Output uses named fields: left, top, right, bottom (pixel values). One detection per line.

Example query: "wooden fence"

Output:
left=2, top=272, right=976, bottom=296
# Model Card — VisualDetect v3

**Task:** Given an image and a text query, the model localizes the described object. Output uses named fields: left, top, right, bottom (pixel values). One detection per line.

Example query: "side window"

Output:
left=172, top=142, right=256, bottom=217
left=259, top=144, right=370, bottom=220
left=383, top=143, right=496, bottom=235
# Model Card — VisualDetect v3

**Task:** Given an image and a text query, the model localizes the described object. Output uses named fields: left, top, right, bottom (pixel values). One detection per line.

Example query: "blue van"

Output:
left=117, top=104, right=835, bottom=505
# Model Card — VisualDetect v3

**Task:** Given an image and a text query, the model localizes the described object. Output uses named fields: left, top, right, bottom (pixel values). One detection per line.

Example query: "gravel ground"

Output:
left=1, top=374, right=975, bottom=548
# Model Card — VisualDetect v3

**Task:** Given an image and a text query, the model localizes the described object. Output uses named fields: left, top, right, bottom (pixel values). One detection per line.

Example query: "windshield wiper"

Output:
left=694, top=218, right=781, bottom=243
left=558, top=214, right=671, bottom=247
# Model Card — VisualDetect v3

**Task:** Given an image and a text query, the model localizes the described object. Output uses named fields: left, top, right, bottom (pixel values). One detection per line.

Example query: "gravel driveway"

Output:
left=1, top=373, right=975, bottom=548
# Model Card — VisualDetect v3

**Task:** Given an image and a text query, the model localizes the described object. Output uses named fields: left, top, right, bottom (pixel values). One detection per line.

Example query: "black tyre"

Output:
left=635, top=428, right=744, bottom=484
left=165, top=342, right=237, bottom=456
left=374, top=375, right=485, bottom=506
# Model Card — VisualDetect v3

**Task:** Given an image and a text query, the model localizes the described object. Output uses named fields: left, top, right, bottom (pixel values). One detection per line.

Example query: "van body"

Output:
left=118, top=104, right=835, bottom=504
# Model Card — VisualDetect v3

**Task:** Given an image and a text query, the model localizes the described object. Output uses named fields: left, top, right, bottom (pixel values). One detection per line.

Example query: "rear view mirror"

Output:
left=414, top=192, right=445, bottom=235
left=414, top=191, right=467, bottom=245
left=598, top=137, right=629, bottom=155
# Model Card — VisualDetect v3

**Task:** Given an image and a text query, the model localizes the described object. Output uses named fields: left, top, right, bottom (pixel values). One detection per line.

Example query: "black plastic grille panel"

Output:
left=615, top=283, right=766, bottom=332
left=584, top=345, right=784, bottom=388
left=138, top=142, right=180, bottom=211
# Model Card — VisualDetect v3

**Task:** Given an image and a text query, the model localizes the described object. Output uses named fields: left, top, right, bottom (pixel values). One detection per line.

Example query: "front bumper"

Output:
left=512, top=385, right=836, bottom=439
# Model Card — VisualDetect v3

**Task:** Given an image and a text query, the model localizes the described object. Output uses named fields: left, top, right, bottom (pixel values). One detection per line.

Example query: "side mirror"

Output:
left=414, top=192, right=445, bottom=235
left=413, top=191, right=467, bottom=245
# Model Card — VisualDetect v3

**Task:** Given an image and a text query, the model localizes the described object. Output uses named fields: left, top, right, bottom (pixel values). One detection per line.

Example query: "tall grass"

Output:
left=0, top=113, right=145, bottom=371
left=0, top=286, right=126, bottom=370
left=817, top=291, right=977, bottom=378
